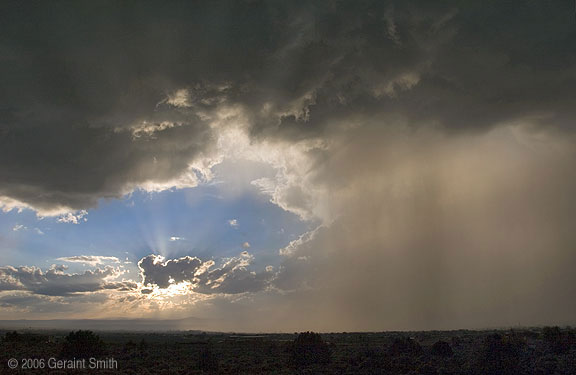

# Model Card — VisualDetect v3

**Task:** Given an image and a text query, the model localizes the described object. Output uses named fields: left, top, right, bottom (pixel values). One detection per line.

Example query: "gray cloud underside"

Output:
left=0, top=265, right=134, bottom=296
left=0, top=1, right=575, bottom=212
left=0, top=253, right=272, bottom=299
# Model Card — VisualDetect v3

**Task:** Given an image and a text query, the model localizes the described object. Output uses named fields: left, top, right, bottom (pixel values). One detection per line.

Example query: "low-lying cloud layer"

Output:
left=0, top=264, right=134, bottom=296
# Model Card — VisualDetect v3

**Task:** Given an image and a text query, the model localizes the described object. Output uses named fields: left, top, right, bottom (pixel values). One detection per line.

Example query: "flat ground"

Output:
left=1, top=327, right=575, bottom=374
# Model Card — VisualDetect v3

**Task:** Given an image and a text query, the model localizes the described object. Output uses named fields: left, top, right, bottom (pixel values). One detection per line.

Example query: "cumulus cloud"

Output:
left=138, top=252, right=272, bottom=295
left=57, top=210, right=88, bottom=224
left=138, top=255, right=203, bottom=289
left=0, top=264, right=131, bottom=296
left=227, top=219, right=238, bottom=227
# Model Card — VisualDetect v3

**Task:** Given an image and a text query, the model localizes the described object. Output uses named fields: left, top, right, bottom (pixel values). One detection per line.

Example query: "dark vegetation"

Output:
left=288, top=331, right=332, bottom=369
left=0, top=327, right=575, bottom=374
left=60, top=330, right=106, bottom=359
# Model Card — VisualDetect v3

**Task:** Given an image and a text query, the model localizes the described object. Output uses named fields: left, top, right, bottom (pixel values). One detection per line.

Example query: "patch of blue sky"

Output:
left=0, top=159, right=313, bottom=274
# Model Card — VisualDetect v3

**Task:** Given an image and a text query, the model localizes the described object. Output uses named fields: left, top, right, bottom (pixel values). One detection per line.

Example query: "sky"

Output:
left=0, top=0, right=576, bottom=332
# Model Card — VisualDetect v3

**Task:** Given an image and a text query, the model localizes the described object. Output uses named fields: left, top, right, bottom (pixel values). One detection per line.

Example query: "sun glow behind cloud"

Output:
left=120, top=115, right=326, bottom=261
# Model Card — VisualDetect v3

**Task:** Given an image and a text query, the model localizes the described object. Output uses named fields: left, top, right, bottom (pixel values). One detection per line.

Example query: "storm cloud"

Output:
left=1, top=1, right=575, bottom=215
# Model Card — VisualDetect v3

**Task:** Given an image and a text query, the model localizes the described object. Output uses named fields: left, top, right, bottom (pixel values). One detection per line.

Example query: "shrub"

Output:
left=138, top=338, right=149, bottom=356
left=3, top=331, right=21, bottom=343
left=289, top=331, right=332, bottom=368
left=348, top=347, right=390, bottom=373
left=388, top=337, right=423, bottom=357
left=123, top=340, right=137, bottom=354
left=60, top=330, right=106, bottom=359
left=431, top=340, right=454, bottom=357
left=197, top=343, right=219, bottom=372
left=476, top=333, right=525, bottom=375
left=542, top=326, right=573, bottom=354
left=418, top=363, right=439, bottom=375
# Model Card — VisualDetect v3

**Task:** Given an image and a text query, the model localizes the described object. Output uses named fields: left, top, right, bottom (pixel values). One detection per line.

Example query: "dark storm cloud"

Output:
left=235, top=0, right=576, bottom=140
left=1, top=1, right=575, bottom=213
left=0, top=264, right=132, bottom=296
left=0, top=1, right=251, bottom=213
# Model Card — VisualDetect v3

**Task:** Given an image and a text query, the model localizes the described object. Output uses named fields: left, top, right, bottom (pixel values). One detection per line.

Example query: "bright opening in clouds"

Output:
left=0, top=1, right=575, bottom=332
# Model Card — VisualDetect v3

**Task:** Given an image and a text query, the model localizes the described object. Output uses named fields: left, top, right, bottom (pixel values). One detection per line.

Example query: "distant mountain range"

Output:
left=0, top=317, right=210, bottom=332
